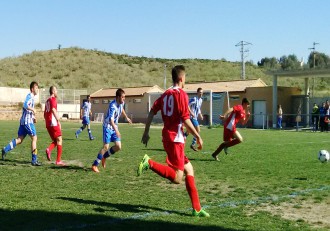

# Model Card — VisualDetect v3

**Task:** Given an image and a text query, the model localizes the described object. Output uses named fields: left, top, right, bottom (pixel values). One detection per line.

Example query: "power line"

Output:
left=235, top=41, right=252, bottom=79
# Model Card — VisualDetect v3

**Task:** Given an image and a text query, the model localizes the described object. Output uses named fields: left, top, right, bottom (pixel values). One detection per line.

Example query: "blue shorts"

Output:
left=191, top=118, right=199, bottom=127
left=103, top=127, right=121, bottom=144
left=82, top=116, right=90, bottom=125
left=18, top=123, right=37, bottom=137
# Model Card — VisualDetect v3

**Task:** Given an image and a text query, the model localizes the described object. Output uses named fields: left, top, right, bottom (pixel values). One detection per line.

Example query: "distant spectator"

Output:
left=319, top=102, right=326, bottom=132
left=277, top=104, right=283, bottom=129
left=311, top=103, right=319, bottom=131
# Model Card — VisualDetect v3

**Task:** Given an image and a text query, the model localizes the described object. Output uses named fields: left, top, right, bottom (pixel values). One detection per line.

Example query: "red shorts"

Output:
left=47, top=126, right=62, bottom=140
left=163, top=141, right=189, bottom=171
left=223, top=127, right=235, bottom=142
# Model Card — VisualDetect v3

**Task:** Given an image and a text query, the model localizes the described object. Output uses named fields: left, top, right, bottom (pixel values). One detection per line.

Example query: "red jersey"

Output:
left=224, top=105, right=246, bottom=131
left=152, top=86, right=190, bottom=143
left=44, top=96, right=59, bottom=127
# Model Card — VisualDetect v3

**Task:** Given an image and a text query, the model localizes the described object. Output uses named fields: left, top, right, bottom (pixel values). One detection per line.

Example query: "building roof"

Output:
left=184, top=78, right=267, bottom=92
left=90, top=85, right=164, bottom=98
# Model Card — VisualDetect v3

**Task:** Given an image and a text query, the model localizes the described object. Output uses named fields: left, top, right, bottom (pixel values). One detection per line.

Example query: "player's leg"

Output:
left=184, top=161, right=210, bottom=217
left=137, top=142, right=181, bottom=182
left=46, top=127, right=57, bottom=161
left=101, top=140, right=121, bottom=168
left=190, top=119, right=199, bottom=151
left=92, top=127, right=110, bottom=172
left=29, top=122, right=41, bottom=166
left=75, top=120, right=87, bottom=138
left=2, top=134, right=25, bottom=160
left=211, top=128, right=231, bottom=160
left=226, top=130, right=243, bottom=148
left=55, top=136, right=64, bottom=165
left=87, top=123, right=94, bottom=140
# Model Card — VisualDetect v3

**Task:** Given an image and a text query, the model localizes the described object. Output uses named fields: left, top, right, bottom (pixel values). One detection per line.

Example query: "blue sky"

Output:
left=1, top=0, right=329, bottom=63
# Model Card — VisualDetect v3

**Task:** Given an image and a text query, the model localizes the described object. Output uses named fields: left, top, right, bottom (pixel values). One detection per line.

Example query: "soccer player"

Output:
left=185, top=87, right=204, bottom=151
left=1, top=81, right=41, bottom=166
left=44, top=86, right=65, bottom=166
left=75, top=95, right=95, bottom=140
left=138, top=65, right=210, bottom=217
left=211, top=98, right=250, bottom=161
left=91, top=88, right=132, bottom=173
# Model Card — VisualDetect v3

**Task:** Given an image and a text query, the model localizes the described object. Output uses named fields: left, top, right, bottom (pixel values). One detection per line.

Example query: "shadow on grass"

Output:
left=49, top=165, right=88, bottom=171
left=57, top=197, right=188, bottom=216
left=0, top=208, right=241, bottom=231
left=141, top=148, right=164, bottom=152
left=189, top=158, right=215, bottom=162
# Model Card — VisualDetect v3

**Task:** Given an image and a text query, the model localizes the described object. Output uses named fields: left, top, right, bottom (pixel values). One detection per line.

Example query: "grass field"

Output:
left=0, top=120, right=329, bottom=231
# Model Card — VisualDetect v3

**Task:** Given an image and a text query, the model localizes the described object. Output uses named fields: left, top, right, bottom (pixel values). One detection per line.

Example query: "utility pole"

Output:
left=235, top=41, right=252, bottom=79
left=164, top=64, right=167, bottom=90
left=308, top=42, right=319, bottom=98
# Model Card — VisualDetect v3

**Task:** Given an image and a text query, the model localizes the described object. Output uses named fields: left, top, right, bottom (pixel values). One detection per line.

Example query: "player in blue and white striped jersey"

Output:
left=186, top=88, right=204, bottom=151
left=92, top=88, right=132, bottom=173
left=2, top=81, right=41, bottom=166
left=75, top=95, right=94, bottom=140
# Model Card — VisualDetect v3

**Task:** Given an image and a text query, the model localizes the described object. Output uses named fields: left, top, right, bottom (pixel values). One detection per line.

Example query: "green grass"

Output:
left=0, top=121, right=329, bottom=231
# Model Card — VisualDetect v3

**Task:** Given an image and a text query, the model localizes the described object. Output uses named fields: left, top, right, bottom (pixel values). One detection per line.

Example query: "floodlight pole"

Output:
left=308, top=42, right=319, bottom=99
left=164, top=64, right=167, bottom=90
left=235, top=41, right=252, bottom=80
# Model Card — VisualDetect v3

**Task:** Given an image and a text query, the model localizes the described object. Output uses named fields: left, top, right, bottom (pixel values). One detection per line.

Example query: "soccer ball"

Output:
left=318, top=150, right=330, bottom=163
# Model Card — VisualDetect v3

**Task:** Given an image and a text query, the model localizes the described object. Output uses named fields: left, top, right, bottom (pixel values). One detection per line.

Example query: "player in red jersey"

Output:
left=44, top=86, right=65, bottom=166
left=211, top=98, right=250, bottom=161
left=137, top=65, right=209, bottom=217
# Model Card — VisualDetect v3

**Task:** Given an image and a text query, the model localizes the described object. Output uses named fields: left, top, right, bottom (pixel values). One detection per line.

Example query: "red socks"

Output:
left=149, top=160, right=176, bottom=182
left=226, top=139, right=241, bottom=148
left=185, top=175, right=201, bottom=211
left=48, top=142, right=57, bottom=152
left=56, top=145, right=62, bottom=162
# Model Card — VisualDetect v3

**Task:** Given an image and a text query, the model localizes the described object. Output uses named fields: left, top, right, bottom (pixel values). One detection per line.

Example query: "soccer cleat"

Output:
left=190, top=144, right=198, bottom=152
left=2, top=148, right=6, bottom=161
left=224, top=147, right=229, bottom=155
left=101, top=157, right=106, bottom=168
left=137, top=154, right=150, bottom=176
left=90, top=136, right=95, bottom=140
left=192, top=209, right=210, bottom=217
left=55, top=161, right=66, bottom=166
left=45, top=148, right=51, bottom=161
left=75, top=132, right=78, bottom=139
left=31, top=161, right=42, bottom=166
left=211, top=153, right=219, bottom=161
left=92, top=165, right=100, bottom=173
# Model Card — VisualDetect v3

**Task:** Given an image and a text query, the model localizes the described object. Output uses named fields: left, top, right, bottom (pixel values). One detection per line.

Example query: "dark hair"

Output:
left=30, top=81, right=38, bottom=91
left=171, top=65, right=185, bottom=83
left=116, top=88, right=125, bottom=97
left=242, top=98, right=250, bottom=105
left=197, top=87, right=203, bottom=92
left=49, top=86, right=55, bottom=95
left=87, top=95, right=90, bottom=99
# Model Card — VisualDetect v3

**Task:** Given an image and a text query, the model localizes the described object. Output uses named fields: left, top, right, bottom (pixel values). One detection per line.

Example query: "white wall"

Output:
left=0, top=87, right=40, bottom=104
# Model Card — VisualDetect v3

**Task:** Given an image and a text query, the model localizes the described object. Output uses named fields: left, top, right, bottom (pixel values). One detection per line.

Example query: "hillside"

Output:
left=0, top=47, right=325, bottom=95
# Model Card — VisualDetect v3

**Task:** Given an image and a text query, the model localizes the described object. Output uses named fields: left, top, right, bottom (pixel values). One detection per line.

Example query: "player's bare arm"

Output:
left=220, top=107, right=233, bottom=120
left=141, top=110, right=155, bottom=147
left=122, top=109, right=132, bottom=124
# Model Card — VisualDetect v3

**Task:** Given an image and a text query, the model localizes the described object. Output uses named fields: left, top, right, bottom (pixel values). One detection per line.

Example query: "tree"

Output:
left=307, top=52, right=330, bottom=68
left=257, top=57, right=279, bottom=69
left=279, top=54, right=301, bottom=70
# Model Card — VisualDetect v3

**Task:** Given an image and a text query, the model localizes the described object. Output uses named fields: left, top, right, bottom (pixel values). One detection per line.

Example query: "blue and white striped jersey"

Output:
left=82, top=101, right=92, bottom=118
left=20, top=92, right=35, bottom=125
left=188, top=96, right=203, bottom=119
left=103, top=99, right=124, bottom=130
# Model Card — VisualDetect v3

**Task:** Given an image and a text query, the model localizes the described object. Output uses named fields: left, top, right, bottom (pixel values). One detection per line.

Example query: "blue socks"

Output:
left=4, top=139, right=16, bottom=153
left=93, top=153, right=103, bottom=166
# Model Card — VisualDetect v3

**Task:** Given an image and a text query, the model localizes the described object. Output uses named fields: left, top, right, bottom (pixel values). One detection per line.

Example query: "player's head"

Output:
left=197, top=87, right=203, bottom=98
left=87, top=95, right=91, bottom=102
left=242, top=98, right=250, bottom=109
left=49, top=86, right=57, bottom=97
left=30, top=81, right=39, bottom=96
left=171, top=65, right=186, bottom=88
left=116, top=88, right=125, bottom=104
